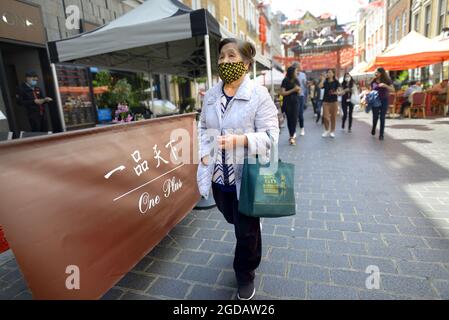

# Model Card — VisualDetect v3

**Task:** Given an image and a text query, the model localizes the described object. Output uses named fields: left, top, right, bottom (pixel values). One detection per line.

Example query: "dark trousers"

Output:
left=400, top=101, right=411, bottom=115
left=297, top=96, right=305, bottom=129
left=372, top=98, right=388, bottom=137
left=212, top=184, right=261, bottom=285
left=316, top=100, right=323, bottom=123
left=285, top=100, right=299, bottom=137
left=27, top=110, right=46, bottom=132
left=341, top=100, right=354, bottom=129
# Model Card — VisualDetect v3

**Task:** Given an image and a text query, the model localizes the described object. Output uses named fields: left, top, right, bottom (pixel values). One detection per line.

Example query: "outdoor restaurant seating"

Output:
left=387, top=93, right=397, bottom=118
left=408, top=91, right=426, bottom=119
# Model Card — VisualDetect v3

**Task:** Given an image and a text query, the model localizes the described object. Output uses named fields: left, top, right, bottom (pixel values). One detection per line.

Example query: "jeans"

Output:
left=297, top=95, right=305, bottom=129
left=372, top=97, right=388, bottom=137
left=212, top=183, right=261, bottom=285
left=341, top=100, right=354, bottom=130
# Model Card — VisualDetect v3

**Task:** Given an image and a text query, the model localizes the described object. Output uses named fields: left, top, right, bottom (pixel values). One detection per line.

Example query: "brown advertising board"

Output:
left=0, top=113, right=200, bottom=299
left=0, top=0, right=46, bottom=45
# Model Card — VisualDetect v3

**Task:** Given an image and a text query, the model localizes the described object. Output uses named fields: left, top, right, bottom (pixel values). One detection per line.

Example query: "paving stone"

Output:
left=412, top=249, right=449, bottom=263
left=116, top=272, right=155, bottom=291
left=380, top=274, right=437, bottom=298
left=261, top=235, right=289, bottom=248
left=189, top=219, right=219, bottom=229
left=349, top=255, right=398, bottom=274
left=145, top=260, right=187, bottom=278
left=326, top=221, right=361, bottom=232
left=208, top=254, right=234, bottom=270
left=331, top=269, right=372, bottom=289
left=257, top=261, right=288, bottom=277
left=186, top=284, right=234, bottom=300
left=169, top=235, right=204, bottom=250
left=268, top=247, right=306, bottom=264
left=327, top=241, right=367, bottom=255
left=308, top=283, right=359, bottom=300
left=288, top=264, right=331, bottom=283
left=382, top=234, right=428, bottom=249
left=361, top=223, right=399, bottom=234
left=289, top=238, right=327, bottom=252
left=194, top=229, right=226, bottom=241
left=307, top=252, right=351, bottom=269
left=397, top=261, right=449, bottom=280
left=309, top=229, right=344, bottom=241
left=120, top=292, right=159, bottom=300
left=367, top=244, right=414, bottom=260
left=274, top=226, right=308, bottom=238
left=261, top=276, right=306, bottom=299
left=146, top=277, right=191, bottom=299
left=176, top=250, right=212, bottom=265
left=101, top=288, right=124, bottom=300
left=180, top=265, right=220, bottom=284
left=433, top=280, right=449, bottom=299
left=147, top=246, right=180, bottom=261
left=424, top=238, right=449, bottom=250
left=199, top=240, right=235, bottom=255
left=169, top=225, right=199, bottom=237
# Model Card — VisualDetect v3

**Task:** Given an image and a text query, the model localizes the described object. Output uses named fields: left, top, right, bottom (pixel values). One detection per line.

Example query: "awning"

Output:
left=256, top=68, right=285, bottom=87
left=365, top=31, right=449, bottom=72
left=350, top=61, right=373, bottom=77
left=47, top=0, right=221, bottom=78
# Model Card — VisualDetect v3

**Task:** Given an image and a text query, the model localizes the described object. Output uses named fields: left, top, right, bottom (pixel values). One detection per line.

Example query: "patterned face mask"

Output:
left=218, top=62, right=247, bottom=84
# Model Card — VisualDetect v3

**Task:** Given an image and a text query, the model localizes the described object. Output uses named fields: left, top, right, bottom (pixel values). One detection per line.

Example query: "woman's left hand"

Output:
left=217, top=134, right=248, bottom=150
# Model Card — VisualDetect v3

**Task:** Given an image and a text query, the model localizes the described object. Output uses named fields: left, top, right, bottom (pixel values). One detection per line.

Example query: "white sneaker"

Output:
left=322, top=131, right=330, bottom=138
left=293, top=133, right=297, bottom=139
left=330, top=132, right=335, bottom=138
left=300, top=128, right=305, bottom=136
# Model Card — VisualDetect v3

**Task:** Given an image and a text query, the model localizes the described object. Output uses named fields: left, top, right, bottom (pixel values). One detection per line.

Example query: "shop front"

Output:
left=0, top=0, right=62, bottom=137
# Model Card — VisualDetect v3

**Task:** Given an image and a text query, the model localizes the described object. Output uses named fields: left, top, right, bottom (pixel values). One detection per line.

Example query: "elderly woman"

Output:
left=197, top=38, right=279, bottom=300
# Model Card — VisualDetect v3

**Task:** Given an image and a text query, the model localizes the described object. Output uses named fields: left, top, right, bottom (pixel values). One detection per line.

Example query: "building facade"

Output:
left=386, top=0, right=412, bottom=47
left=410, top=0, right=448, bottom=83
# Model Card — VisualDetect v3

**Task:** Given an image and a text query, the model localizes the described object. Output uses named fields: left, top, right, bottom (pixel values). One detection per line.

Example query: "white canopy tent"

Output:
left=47, top=0, right=223, bottom=130
left=256, top=68, right=285, bottom=87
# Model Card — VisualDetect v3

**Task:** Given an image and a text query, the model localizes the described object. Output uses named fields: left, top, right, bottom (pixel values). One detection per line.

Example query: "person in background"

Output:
left=309, top=79, right=317, bottom=117
left=341, top=73, right=355, bottom=132
left=430, top=79, right=448, bottom=95
left=371, top=67, right=395, bottom=141
left=315, top=73, right=326, bottom=124
left=320, top=69, right=342, bottom=138
left=16, top=71, right=53, bottom=132
left=197, top=38, right=279, bottom=300
left=280, top=66, right=301, bottom=145
left=291, top=61, right=307, bottom=136
left=399, top=80, right=423, bottom=118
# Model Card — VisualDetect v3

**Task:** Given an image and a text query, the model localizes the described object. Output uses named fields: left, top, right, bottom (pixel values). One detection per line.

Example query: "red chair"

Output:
left=409, top=92, right=427, bottom=119
left=387, top=93, right=397, bottom=118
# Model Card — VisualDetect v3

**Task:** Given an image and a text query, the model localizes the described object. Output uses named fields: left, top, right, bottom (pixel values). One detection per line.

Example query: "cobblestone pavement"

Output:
left=1, top=109, right=449, bottom=300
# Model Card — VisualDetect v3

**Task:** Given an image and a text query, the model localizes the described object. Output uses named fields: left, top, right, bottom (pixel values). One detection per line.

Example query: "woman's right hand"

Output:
left=201, top=156, right=209, bottom=166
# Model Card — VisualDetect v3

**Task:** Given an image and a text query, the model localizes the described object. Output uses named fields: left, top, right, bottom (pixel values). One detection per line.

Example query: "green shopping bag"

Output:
left=238, top=155, right=296, bottom=218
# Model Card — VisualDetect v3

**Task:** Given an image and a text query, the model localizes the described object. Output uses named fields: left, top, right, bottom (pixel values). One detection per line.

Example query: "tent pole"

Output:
left=253, top=61, right=257, bottom=85
left=50, top=63, right=66, bottom=132
left=204, top=34, right=213, bottom=90
left=147, top=61, right=154, bottom=118
left=270, top=58, right=274, bottom=99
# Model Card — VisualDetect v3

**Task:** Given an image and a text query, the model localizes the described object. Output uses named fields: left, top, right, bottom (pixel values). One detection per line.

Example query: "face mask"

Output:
left=218, top=62, right=246, bottom=84
left=345, top=77, right=351, bottom=82
left=28, top=79, right=37, bottom=87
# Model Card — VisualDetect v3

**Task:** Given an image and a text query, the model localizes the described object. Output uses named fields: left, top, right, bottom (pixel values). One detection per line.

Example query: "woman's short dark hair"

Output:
left=218, top=38, right=256, bottom=71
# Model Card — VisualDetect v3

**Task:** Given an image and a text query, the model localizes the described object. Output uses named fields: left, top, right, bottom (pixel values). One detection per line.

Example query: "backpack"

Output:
left=365, top=90, right=382, bottom=113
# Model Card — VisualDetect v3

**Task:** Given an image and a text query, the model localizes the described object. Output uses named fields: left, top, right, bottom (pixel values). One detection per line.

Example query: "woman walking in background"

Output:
left=280, top=66, right=301, bottom=145
left=341, top=73, right=355, bottom=133
left=315, top=73, right=325, bottom=124
left=320, top=69, right=342, bottom=138
left=371, top=67, right=394, bottom=141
